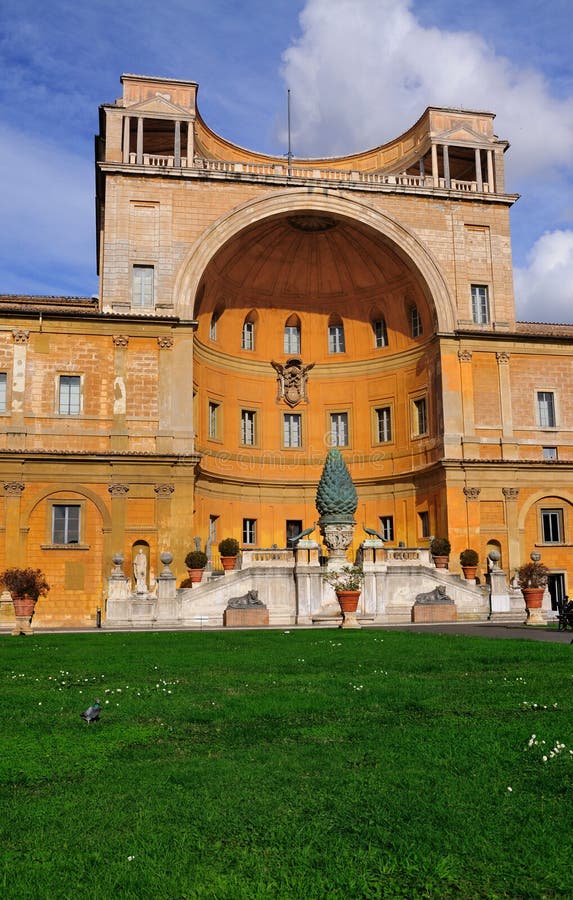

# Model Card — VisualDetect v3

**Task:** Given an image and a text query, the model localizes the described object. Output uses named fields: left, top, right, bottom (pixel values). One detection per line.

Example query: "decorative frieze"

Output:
left=496, top=351, right=510, bottom=365
left=108, top=483, right=130, bottom=497
left=3, top=481, right=25, bottom=496
left=463, top=487, right=481, bottom=501
left=154, top=483, right=175, bottom=498
left=12, top=329, right=30, bottom=344
left=157, top=336, right=174, bottom=350
left=458, top=349, right=472, bottom=362
left=112, top=334, right=129, bottom=348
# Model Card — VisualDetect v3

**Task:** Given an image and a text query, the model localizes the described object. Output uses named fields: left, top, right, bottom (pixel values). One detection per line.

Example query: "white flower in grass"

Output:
left=543, top=755, right=548, bottom=762
left=507, top=786, right=513, bottom=792
left=127, top=855, right=135, bottom=861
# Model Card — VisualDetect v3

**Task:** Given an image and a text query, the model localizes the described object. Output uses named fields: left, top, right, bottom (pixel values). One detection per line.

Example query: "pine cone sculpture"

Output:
left=316, top=449, right=358, bottom=519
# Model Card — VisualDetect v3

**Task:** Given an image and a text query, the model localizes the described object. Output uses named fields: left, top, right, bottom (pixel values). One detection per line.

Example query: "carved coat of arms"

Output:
left=271, top=357, right=315, bottom=407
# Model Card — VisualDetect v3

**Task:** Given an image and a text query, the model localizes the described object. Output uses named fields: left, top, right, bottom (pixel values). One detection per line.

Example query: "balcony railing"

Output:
left=125, top=154, right=492, bottom=194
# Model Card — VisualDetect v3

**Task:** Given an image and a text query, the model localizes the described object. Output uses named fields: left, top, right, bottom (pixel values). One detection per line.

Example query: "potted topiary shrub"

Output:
left=218, top=537, right=240, bottom=572
left=0, top=567, right=50, bottom=636
left=184, top=550, right=208, bottom=585
left=430, top=537, right=451, bottom=569
left=323, top=564, right=365, bottom=629
left=517, top=558, right=549, bottom=625
left=460, top=548, right=479, bottom=580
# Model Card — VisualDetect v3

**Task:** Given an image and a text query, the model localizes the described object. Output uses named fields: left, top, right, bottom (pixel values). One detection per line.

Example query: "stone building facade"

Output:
left=1, top=73, right=572, bottom=627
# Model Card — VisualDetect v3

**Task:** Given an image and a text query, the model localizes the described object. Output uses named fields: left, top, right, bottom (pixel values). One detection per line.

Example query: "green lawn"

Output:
left=1, top=629, right=572, bottom=899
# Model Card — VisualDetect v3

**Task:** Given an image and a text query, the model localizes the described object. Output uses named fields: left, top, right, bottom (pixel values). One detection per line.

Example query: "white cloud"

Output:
left=0, top=123, right=95, bottom=295
left=282, top=0, right=573, bottom=183
left=514, top=230, right=573, bottom=323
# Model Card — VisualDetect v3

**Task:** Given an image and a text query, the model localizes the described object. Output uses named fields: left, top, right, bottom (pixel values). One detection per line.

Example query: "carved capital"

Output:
left=112, top=334, right=129, bottom=348
left=463, top=487, right=481, bottom=501
left=502, top=487, right=519, bottom=501
left=458, top=349, right=472, bottom=362
left=12, top=329, right=30, bottom=345
left=154, top=483, right=174, bottom=498
left=3, top=481, right=25, bottom=496
left=496, top=351, right=510, bottom=365
left=108, top=483, right=130, bottom=498
left=157, top=336, right=174, bottom=350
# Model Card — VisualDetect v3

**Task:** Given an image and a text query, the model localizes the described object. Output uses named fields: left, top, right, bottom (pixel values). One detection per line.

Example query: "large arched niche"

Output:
left=173, top=190, right=456, bottom=332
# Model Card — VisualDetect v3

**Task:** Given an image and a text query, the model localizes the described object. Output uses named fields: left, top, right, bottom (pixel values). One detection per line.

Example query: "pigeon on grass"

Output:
left=80, top=700, right=101, bottom=723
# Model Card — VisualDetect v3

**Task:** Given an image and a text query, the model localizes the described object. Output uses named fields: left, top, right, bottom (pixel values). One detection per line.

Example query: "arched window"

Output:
left=242, top=311, right=257, bottom=351
left=284, top=314, right=301, bottom=354
left=328, top=315, right=345, bottom=353
left=209, top=305, right=223, bottom=341
left=409, top=304, right=422, bottom=338
left=372, top=315, right=388, bottom=348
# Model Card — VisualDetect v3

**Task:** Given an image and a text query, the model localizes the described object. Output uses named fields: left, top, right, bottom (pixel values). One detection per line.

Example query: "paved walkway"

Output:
left=3, top=621, right=572, bottom=642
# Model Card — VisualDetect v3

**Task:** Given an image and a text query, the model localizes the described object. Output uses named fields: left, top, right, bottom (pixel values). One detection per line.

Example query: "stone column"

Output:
left=174, top=121, right=181, bottom=166
left=442, top=145, right=450, bottom=189
left=458, top=349, right=476, bottom=455
left=431, top=144, right=439, bottom=185
left=361, top=540, right=384, bottom=617
left=122, top=116, right=131, bottom=163
left=10, top=329, right=29, bottom=448
left=496, top=352, right=516, bottom=458
left=136, top=117, right=143, bottom=165
left=502, top=487, right=520, bottom=578
left=111, top=335, right=129, bottom=452
left=486, top=149, right=495, bottom=192
left=154, top=483, right=174, bottom=556
left=3, top=481, right=25, bottom=566
left=157, top=336, right=174, bottom=453
left=474, top=147, right=483, bottom=191
left=463, top=487, right=481, bottom=556
left=108, top=483, right=129, bottom=566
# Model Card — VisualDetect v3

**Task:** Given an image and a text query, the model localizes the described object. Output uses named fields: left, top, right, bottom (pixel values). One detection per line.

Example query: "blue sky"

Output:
left=1, top=0, right=572, bottom=321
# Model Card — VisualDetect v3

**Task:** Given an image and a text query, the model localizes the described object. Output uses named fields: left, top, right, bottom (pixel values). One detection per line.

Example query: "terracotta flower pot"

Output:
left=462, top=565, right=478, bottom=580
left=335, top=590, right=361, bottom=629
left=522, top=586, right=545, bottom=626
left=12, top=594, right=36, bottom=617
left=433, top=555, right=449, bottom=569
left=187, top=568, right=204, bottom=584
left=220, top=556, right=237, bottom=572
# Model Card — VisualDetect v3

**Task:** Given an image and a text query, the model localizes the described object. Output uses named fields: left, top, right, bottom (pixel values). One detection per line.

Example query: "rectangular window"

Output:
left=543, top=446, right=558, bottom=460
left=208, top=401, right=219, bottom=439
left=283, top=413, right=302, bottom=448
left=0, top=372, right=6, bottom=412
left=419, top=511, right=430, bottom=538
left=328, top=324, right=345, bottom=353
left=541, top=509, right=563, bottom=543
left=410, top=306, right=422, bottom=338
left=375, top=406, right=392, bottom=443
left=413, top=397, right=428, bottom=436
left=241, top=410, right=256, bottom=446
left=52, top=504, right=81, bottom=544
left=242, top=321, right=254, bottom=350
left=132, top=265, right=154, bottom=308
left=374, top=320, right=388, bottom=348
left=538, top=391, right=556, bottom=427
left=330, top=412, right=349, bottom=447
left=471, top=284, right=489, bottom=324
left=284, top=326, right=301, bottom=354
left=59, top=375, right=81, bottom=415
left=286, top=520, right=303, bottom=548
left=379, top=515, right=394, bottom=542
left=242, top=518, right=256, bottom=545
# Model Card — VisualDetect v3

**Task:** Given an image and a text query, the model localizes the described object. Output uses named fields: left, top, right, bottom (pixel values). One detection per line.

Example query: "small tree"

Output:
left=185, top=550, right=208, bottom=569
left=430, top=537, right=451, bottom=557
left=218, top=537, right=240, bottom=557
left=517, top=561, right=549, bottom=589
left=0, top=568, right=50, bottom=601
left=460, top=548, right=479, bottom=567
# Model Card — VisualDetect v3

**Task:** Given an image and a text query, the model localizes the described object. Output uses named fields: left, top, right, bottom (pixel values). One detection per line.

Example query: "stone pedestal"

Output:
left=412, top=603, right=458, bottom=623
left=224, top=607, right=269, bottom=627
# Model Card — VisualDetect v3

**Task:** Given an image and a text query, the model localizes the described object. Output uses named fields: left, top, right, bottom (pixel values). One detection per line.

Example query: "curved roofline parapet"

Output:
left=173, top=189, right=457, bottom=332
left=194, top=103, right=504, bottom=175
left=116, top=74, right=507, bottom=176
